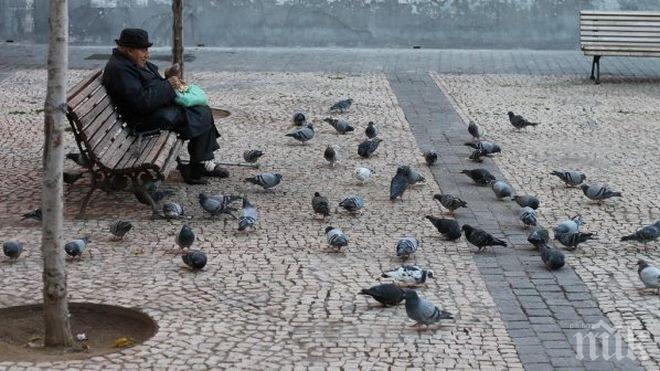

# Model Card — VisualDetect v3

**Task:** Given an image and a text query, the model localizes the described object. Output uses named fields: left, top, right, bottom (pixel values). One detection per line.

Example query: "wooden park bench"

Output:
left=580, top=10, right=660, bottom=83
left=66, top=70, right=184, bottom=218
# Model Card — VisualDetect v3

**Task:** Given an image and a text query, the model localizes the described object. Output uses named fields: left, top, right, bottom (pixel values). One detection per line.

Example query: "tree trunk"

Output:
left=41, top=0, right=73, bottom=348
left=172, top=0, right=184, bottom=79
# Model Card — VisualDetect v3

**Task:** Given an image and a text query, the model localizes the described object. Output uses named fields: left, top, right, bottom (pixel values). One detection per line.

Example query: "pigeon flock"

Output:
left=7, top=100, right=659, bottom=331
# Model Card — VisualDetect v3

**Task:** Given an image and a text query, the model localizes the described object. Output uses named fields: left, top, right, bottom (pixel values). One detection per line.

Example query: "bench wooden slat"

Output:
left=581, top=21, right=660, bottom=28
left=98, top=130, right=136, bottom=170
left=581, top=11, right=660, bottom=17
left=67, top=70, right=102, bottom=102
left=77, top=94, right=112, bottom=129
left=72, top=88, right=108, bottom=122
left=153, top=133, right=180, bottom=171
left=86, top=112, right=121, bottom=150
left=68, top=78, right=104, bottom=110
left=581, top=15, right=660, bottom=22
left=581, top=31, right=660, bottom=38
left=582, top=50, right=660, bottom=57
left=160, top=139, right=183, bottom=177
left=137, top=134, right=171, bottom=169
left=115, top=135, right=160, bottom=170
left=94, top=123, right=132, bottom=165
left=580, top=36, right=660, bottom=43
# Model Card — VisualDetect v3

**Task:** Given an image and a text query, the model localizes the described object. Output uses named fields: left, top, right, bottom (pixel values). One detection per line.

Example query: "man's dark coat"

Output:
left=102, top=48, right=217, bottom=140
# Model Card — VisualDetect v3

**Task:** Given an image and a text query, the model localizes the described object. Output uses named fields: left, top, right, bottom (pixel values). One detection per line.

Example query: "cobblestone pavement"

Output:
left=0, top=69, right=523, bottom=369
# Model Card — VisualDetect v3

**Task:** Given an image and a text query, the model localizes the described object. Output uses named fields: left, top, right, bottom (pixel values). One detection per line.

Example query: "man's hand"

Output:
left=164, top=63, right=180, bottom=78
left=167, top=75, right=186, bottom=91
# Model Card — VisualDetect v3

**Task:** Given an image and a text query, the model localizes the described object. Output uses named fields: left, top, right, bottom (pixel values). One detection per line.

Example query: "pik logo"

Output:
left=573, top=321, right=636, bottom=361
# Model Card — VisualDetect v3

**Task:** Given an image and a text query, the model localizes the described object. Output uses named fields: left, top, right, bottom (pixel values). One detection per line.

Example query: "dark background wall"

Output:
left=2, top=0, right=660, bottom=49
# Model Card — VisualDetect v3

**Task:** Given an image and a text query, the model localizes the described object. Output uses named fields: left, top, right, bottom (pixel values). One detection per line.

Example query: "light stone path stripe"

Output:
left=387, top=72, right=644, bottom=371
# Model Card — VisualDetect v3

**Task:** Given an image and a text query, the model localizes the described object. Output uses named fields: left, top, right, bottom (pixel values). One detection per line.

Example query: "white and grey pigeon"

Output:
left=554, top=215, right=584, bottom=236
left=519, top=207, right=537, bottom=228
left=354, top=167, right=373, bottom=184
left=163, top=201, right=185, bottom=219
left=491, top=180, right=513, bottom=200
left=621, top=221, right=660, bottom=252
left=109, top=220, right=132, bottom=241
left=238, top=198, right=258, bottom=231
left=339, top=196, right=364, bottom=213
left=323, top=118, right=354, bottom=134
left=244, top=172, right=282, bottom=190
left=199, top=193, right=242, bottom=218
left=64, top=237, right=90, bottom=259
left=285, top=123, right=315, bottom=144
left=550, top=170, right=586, bottom=187
left=324, top=145, right=337, bottom=167
left=382, top=265, right=435, bottom=286
left=325, top=226, right=348, bottom=250
left=396, top=238, right=420, bottom=260
left=3, top=240, right=23, bottom=260
left=637, top=259, right=660, bottom=293
left=467, top=120, right=483, bottom=140
left=365, top=121, right=378, bottom=139
left=580, top=184, right=622, bottom=203
left=403, top=290, right=454, bottom=327
left=330, top=98, right=353, bottom=113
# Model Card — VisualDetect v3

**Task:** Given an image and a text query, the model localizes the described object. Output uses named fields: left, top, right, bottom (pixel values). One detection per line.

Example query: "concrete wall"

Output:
left=2, top=0, right=660, bottom=49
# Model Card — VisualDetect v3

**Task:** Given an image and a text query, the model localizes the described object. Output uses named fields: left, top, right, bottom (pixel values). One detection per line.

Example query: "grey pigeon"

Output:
left=424, top=150, right=438, bottom=166
left=402, top=165, right=425, bottom=185
left=580, top=184, right=622, bottom=203
left=323, top=117, right=354, bottom=134
left=426, top=215, right=461, bottom=241
left=109, top=220, right=132, bottom=240
left=637, top=259, right=660, bottom=292
left=63, top=171, right=84, bottom=185
left=461, top=169, right=496, bottom=185
left=467, top=120, right=483, bottom=140
left=358, top=283, right=405, bottom=306
left=312, top=192, right=331, bottom=218
left=238, top=198, right=257, bottom=231
left=519, top=206, right=537, bottom=228
left=66, top=152, right=90, bottom=167
left=468, top=148, right=488, bottom=163
left=527, top=227, right=550, bottom=249
left=540, top=244, right=565, bottom=270
left=182, top=250, right=207, bottom=270
left=508, top=111, right=538, bottom=130
left=324, top=146, right=337, bottom=167
left=550, top=170, right=586, bottom=187
left=554, top=215, right=584, bottom=236
left=330, top=98, right=353, bottom=113
left=198, top=193, right=242, bottom=218
left=292, top=112, right=306, bottom=126
left=22, top=208, right=42, bottom=221
left=339, top=196, right=364, bottom=213
left=390, top=166, right=409, bottom=201
left=64, top=237, right=90, bottom=259
left=464, top=140, right=501, bottom=156
left=285, top=123, right=315, bottom=144
left=396, top=238, right=419, bottom=260
left=382, top=265, right=435, bottom=286
left=245, top=172, right=282, bottom=190
left=365, top=121, right=378, bottom=139
left=462, top=225, right=507, bottom=252
left=621, top=221, right=660, bottom=252
left=135, top=185, right=173, bottom=205
left=513, top=195, right=540, bottom=210
left=357, top=138, right=383, bottom=158
left=176, top=224, right=195, bottom=250
left=3, top=240, right=23, bottom=260
left=433, top=193, right=467, bottom=214
left=325, top=226, right=348, bottom=250
left=491, top=180, right=513, bottom=200
left=243, top=149, right=264, bottom=163
left=163, top=201, right=185, bottom=219
left=556, top=232, right=595, bottom=250
left=403, top=290, right=454, bottom=327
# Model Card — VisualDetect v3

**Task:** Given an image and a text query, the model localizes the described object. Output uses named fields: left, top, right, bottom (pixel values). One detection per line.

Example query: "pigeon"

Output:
left=554, top=215, right=584, bottom=236
left=621, top=221, right=660, bottom=248
left=198, top=193, right=242, bottom=218
left=338, top=196, right=364, bottom=213
left=64, top=237, right=90, bottom=259
left=3, top=240, right=23, bottom=260
left=468, top=149, right=488, bottom=163
left=540, top=244, right=565, bottom=270
left=109, top=220, right=132, bottom=240
left=66, top=152, right=90, bottom=167
left=330, top=98, right=353, bottom=113
left=182, top=250, right=207, bottom=270
left=175, top=224, right=195, bottom=250
left=358, top=283, right=405, bottom=306
left=403, top=290, right=453, bottom=327
left=285, top=123, right=315, bottom=144
left=519, top=206, right=537, bottom=228
left=292, top=112, right=306, bottom=126
left=365, top=121, right=378, bottom=139
left=580, top=184, right=622, bottom=203
left=357, top=138, right=383, bottom=158
left=238, top=198, right=257, bottom=231
left=243, top=149, right=264, bottom=163
left=396, top=238, right=420, bottom=260
left=550, top=170, right=586, bottom=187
left=402, top=165, right=425, bottom=185
left=433, top=194, right=467, bottom=214
left=390, top=166, right=409, bottom=201
left=426, top=216, right=462, bottom=241
left=467, top=120, right=483, bottom=140
left=464, top=140, right=501, bottom=156
left=462, top=225, right=507, bottom=252
left=382, top=265, right=435, bottom=286
left=323, top=117, right=354, bottom=134
left=312, top=192, right=331, bottom=218
left=513, top=195, right=540, bottom=210
left=22, top=208, right=42, bottom=221
left=163, top=201, right=185, bottom=219
left=555, top=232, right=595, bottom=250
left=354, top=167, right=373, bottom=184
left=527, top=227, right=550, bottom=249
left=63, top=171, right=84, bottom=185
left=134, top=184, right=173, bottom=205
left=244, top=172, right=282, bottom=190
left=461, top=169, right=496, bottom=185
left=491, top=180, right=513, bottom=200
left=637, top=259, right=660, bottom=292
left=324, top=146, right=337, bottom=167
left=325, top=226, right=348, bottom=250
left=424, top=150, right=438, bottom=166
left=508, top=111, right=538, bottom=130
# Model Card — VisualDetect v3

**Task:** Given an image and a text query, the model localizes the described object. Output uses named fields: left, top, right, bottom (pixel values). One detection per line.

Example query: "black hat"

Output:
left=115, top=28, right=153, bottom=48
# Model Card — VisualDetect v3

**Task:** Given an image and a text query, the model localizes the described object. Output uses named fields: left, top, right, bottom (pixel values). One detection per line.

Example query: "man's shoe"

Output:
left=202, top=165, right=229, bottom=178
left=178, top=161, right=209, bottom=185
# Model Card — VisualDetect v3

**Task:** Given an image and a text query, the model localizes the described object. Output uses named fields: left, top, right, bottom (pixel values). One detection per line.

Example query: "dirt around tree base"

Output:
left=0, top=303, right=157, bottom=362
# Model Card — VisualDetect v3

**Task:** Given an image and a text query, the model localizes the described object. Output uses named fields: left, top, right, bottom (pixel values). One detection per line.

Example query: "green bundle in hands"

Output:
left=174, top=84, right=208, bottom=107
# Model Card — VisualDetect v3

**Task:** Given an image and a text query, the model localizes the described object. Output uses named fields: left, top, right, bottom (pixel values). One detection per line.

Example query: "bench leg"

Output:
left=76, top=187, right=95, bottom=219
left=590, top=56, right=601, bottom=84
left=132, top=180, right=163, bottom=219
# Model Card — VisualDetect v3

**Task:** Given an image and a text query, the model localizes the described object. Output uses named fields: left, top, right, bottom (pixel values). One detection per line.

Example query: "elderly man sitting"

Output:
left=103, top=28, right=227, bottom=185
